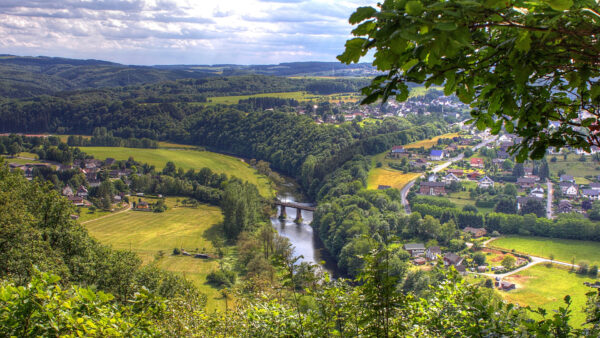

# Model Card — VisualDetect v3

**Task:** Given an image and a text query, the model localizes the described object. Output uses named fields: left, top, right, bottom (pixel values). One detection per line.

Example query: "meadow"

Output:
left=80, top=146, right=274, bottom=197
left=502, top=264, right=596, bottom=327
left=402, top=132, right=461, bottom=149
left=547, top=153, right=600, bottom=184
left=489, top=236, right=600, bottom=266
left=83, top=197, right=228, bottom=310
left=204, top=91, right=361, bottom=105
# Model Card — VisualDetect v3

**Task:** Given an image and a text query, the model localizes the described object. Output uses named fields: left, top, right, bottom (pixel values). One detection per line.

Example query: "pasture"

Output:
left=83, top=197, right=228, bottom=310
left=489, top=236, right=600, bottom=266
left=502, top=264, right=595, bottom=327
left=79, top=146, right=274, bottom=197
left=402, top=132, right=461, bottom=149
left=204, top=91, right=361, bottom=105
left=547, top=153, right=600, bottom=184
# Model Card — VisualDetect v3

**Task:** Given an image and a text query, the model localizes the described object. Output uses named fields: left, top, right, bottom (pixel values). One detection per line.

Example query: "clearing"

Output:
left=489, top=236, right=600, bottom=266
left=80, top=146, right=274, bottom=197
left=83, top=197, right=228, bottom=310
left=502, top=263, right=596, bottom=327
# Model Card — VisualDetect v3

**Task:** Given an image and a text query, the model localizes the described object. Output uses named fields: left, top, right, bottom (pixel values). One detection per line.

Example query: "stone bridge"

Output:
left=274, top=200, right=316, bottom=221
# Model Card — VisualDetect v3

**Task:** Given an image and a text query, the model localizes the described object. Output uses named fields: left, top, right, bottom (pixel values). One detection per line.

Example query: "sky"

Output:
left=0, top=0, right=375, bottom=65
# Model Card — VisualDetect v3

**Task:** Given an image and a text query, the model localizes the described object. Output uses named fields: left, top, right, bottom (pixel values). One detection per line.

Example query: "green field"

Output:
left=548, top=153, right=600, bottom=183
left=490, top=236, right=600, bottom=266
left=83, top=197, right=227, bottom=310
left=204, top=91, right=361, bottom=105
left=502, top=264, right=595, bottom=327
left=80, top=146, right=274, bottom=197
left=76, top=206, right=111, bottom=222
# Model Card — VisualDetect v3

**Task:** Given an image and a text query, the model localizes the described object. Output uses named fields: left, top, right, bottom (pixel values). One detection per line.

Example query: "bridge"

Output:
left=273, top=200, right=316, bottom=221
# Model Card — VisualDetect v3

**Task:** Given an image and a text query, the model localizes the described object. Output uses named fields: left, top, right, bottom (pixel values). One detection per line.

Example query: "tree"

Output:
left=589, top=201, right=600, bottom=221
left=502, top=159, right=514, bottom=171
left=494, top=196, right=517, bottom=214
left=339, top=0, right=600, bottom=161
left=503, top=183, right=518, bottom=197
left=501, top=255, right=516, bottom=270
left=512, top=163, right=525, bottom=178
left=520, top=199, right=546, bottom=218
left=473, top=252, right=486, bottom=266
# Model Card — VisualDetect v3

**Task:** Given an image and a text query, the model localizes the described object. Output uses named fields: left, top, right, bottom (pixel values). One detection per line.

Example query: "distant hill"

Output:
left=0, top=55, right=376, bottom=98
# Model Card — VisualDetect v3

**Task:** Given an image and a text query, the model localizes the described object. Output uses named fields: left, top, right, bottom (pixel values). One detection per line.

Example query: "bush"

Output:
left=376, top=162, right=383, bottom=168
left=173, top=248, right=180, bottom=255
left=491, top=231, right=500, bottom=237
left=578, top=261, right=589, bottom=275
left=590, top=265, right=598, bottom=278
left=206, top=269, right=236, bottom=287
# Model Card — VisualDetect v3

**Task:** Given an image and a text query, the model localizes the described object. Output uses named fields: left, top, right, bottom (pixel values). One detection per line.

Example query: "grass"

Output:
left=157, top=141, right=197, bottom=149
left=79, top=146, right=274, bottom=197
left=489, top=236, right=600, bottom=266
left=548, top=154, right=600, bottom=181
left=403, top=132, right=461, bottom=150
left=502, top=263, right=596, bottom=327
left=204, top=91, right=361, bottom=105
left=83, top=197, right=228, bottom=310
left=76, top=206, right=111, bottom=222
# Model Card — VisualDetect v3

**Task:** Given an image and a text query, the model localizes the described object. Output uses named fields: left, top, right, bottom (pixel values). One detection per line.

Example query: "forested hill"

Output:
left=0, top=55, right=375, bottom=98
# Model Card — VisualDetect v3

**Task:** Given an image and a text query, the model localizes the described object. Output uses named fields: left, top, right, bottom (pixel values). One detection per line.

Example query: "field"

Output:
left=83, top=197, right=228, bottom=310
left=76, top=206, right=111, bottom=222
left=502, top=264, right=595, bottom=327
left=367, top=168, right=421, bottom=190
left=402, top=132, right=460, bottom=150
left=80, top=146, right=274, bottom=197
left=548, top=153, right=600, bottom=184
left=490, top=236, right=600, bottom=266
left=202, top=91, right=361, bottom=105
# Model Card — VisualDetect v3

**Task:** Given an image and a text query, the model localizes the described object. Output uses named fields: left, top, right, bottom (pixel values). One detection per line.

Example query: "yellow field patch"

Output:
left=367, top=168, right=421, bottom=190
left=403, top=132, right=461, bottom=149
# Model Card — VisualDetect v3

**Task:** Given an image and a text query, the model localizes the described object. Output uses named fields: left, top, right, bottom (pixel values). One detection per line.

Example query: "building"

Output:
left=443, top=173, right=460, bottom=185
left=419, top=182, right=446, bottom=196
left=529, top=185, right=545, bottom=199
left=559, top=182, right=579, bottom=198
left=590, top=183, right=600, bottom=191
left=403, top=243, right=426, bottom=257
left=425, top=246, right=441, bottom=261
left=463, top=227, right=487, bottom=238
left=477, top=176, right=494, bottom=189
left=390, top=146, right=409, bottom=159
left=62, top=185, right=74, bottom=197
left=557, top=200, right=573, bottom=213
left=517, top=196, right=544, bottom=210
left=582, top=189, right=600, bottom=200
left=76, top=185, right=88, bottom=198
left=413, top=257, right=427, bottom=265
left=447, top=169, right=464, bottom=177
left=443, top=253, right=464, bottom=267
left=470, top=158, right=485, bottom=169
left=517, top=177, right=536, bottom=189
left=68, top=196, right=84, bottom=206
left=499, top=281, right=516, bottom=291
left=430, top=149, right=445, bottom=161
left=560, top=175, right=575, bottom=183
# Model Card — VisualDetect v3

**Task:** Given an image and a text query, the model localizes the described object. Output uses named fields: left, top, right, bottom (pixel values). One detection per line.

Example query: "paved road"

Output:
left=547, top=180, right=553, bottom=219
left=399, top=136, right=497, bottom=214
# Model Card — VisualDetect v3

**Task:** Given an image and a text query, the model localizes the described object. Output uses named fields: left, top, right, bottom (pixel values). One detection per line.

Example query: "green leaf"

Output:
left=515, top=31, right=531, bottom=52
left=405, top=1, right=424, bottom=15
left=591, top=84, right=600, bottom=100
left=544, top=0, right=573, bottom=11
left=505, top=120, right=514, bottom=133
left=401, top=59, right=419, bottom=72
left=349, top=6, right=377, bottom=24
left=337, top=38, right=367, bottom=64
left=435, top=22, right=458, bottom=31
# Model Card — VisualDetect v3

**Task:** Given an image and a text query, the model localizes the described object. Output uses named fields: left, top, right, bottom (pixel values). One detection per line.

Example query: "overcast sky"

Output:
left=0, top=0, right=375, bottom=65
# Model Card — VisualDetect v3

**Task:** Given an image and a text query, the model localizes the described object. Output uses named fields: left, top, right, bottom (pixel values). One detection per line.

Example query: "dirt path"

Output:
left=80, top=203, right=132, bottom=224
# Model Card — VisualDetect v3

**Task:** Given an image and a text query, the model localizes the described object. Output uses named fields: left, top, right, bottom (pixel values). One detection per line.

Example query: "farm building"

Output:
left=470, top=158, right=485, bottom=169
left=463, top=227, right=487, bottom=238
left=403, top=243, right=426, bottom=257
left=430, top=149, right=445, bottom=161
left=419, top=182, right=446, bottom=196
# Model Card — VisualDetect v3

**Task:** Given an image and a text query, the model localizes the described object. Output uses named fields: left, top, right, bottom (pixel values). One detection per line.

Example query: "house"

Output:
left=447, top=169, right=464, bottom=177
left=403, top=243, right=426, bottom=257
left=500, top=141, right=514, bottom=152
left=428, top=174, right=438, bottom=182
left=470, top=158, right=485, bottom=169
left=560, top=175, right=575, bottom=183
left=419, top=182, right=446, bottom=195
left=430, top=149, right=445, bottom=161
left=499, top=281, right=516, bottom=291
left=582, top=189, right=600, bottom=200
left=557, top=200, right=573, bottom=213
left=62, top=185, right=74, bottom=197
left=524, top=167, right=534, bottom=177
left=559, top=182, right=579, bottom=198
left=104, top=158, right=116, bottom=166
left=478, top=176, right=495, bottom=189
left=76, top=185, right=88, bottom=198
left=497, top=150, right=510, bottom=159
left=463, top=227, right=487, bottom=238
left=529, top=185, right=545, bottom=199
left=590, top=183, right=600, bottom=191
left=136, top=200, right=150, bottom=209
left=425, top=246, right=441, bottom=261
left=443, top=253, right=464, bottom=267
left=413, top=257, right=427, bottom=265
left=390, top=146, right=410, bottom=158
left=68, top=196, right=84, bottom=206
left=467, top=172, right=481, bottom=180
left=517, top=196, right=544, bottom=210
left=443, top=173, right=460, bottom=185
left=517, top=177, right=536, bottom=189
left=477, top=266, right=487, bottom=273
left=377, top=185, right=391, bottom=190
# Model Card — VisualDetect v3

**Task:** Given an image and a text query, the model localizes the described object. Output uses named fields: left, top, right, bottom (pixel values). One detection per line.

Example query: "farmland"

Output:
left=80, top=146, right=274, bottom=197
left=502, top=264, right=595, bottom=327
left=83, top=197, right=228, bottom=310
left=204, top=91, right=361, bottom=105
left=367, top=169, right=421, bottom=190
left=489, top=236, right=600, bottom=266
left=402, top=132, right=461, bottom=149
left=548, top=153, right=600, bottom=184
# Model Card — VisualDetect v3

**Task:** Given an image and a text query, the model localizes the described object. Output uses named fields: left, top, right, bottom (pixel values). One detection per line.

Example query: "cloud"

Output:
left=0, top=0, right=376, bottom=65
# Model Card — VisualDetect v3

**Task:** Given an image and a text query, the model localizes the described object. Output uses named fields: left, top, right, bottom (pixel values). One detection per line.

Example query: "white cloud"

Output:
left=0, top=0, right=376, bottom=65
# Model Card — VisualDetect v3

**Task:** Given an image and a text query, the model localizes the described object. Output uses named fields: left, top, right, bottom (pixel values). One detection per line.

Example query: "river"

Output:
left=270, top=190, right=341, bottom=278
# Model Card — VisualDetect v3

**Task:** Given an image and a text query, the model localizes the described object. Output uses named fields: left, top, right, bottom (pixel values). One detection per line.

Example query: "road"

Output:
left=400, top=135, right=497, bottom=214
left=546, top=180, right=553, bottom=219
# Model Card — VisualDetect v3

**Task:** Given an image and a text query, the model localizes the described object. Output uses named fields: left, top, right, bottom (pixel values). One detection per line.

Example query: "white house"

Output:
left=429, top=149, right=445, bottom=161
left=530, top=185, right=545, bottom=199
left=443, top=173, right=460, bottom=185
left=425, top=246, right=441, bottom=261
left=477, top=176, right=495, bottom=189
left=582, top=189, right=600, bottom=200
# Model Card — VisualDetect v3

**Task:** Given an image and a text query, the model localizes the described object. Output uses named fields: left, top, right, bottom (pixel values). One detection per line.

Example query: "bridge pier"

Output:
left=295, top=208, right=302, bottom=223
left=279, top=205, right=286, bottom=219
